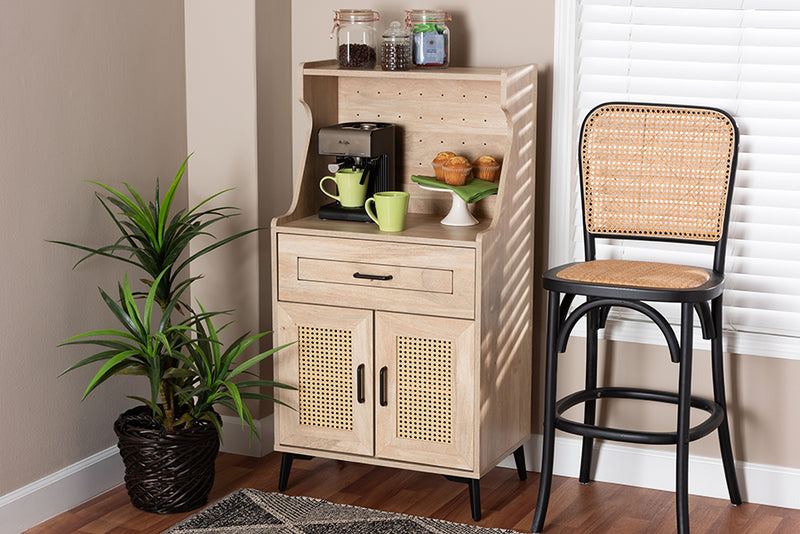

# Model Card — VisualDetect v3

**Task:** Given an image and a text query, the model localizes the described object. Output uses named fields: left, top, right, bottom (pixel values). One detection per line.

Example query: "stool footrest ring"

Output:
left=554, top=387, right=724, bottom=445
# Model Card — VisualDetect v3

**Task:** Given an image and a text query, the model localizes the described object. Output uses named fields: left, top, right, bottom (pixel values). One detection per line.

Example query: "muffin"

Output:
left=442, top=156, right=472, bottom=186
left=432, top=151, right=456, bottom=181
left=472, top=155, right=501, bottom=182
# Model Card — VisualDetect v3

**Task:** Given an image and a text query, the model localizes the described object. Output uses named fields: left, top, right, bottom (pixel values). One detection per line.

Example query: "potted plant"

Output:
left=52, top=156, right=293, bottom=513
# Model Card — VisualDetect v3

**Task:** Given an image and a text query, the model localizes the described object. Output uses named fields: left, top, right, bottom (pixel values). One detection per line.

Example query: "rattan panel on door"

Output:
left=374, top=312, right=474, bottom=471
left=297, top=325, right=353, bottom=431
left=396, top=336, right=453, bottom=445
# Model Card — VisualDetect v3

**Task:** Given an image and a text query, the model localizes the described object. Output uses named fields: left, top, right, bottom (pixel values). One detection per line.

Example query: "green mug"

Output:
left=319, top=168, right=368, bottom=208
left=365, top=191, right=410, bottom=232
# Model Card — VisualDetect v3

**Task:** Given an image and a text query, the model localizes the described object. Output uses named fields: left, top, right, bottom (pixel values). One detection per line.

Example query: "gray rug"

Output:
left=162, top=488, right=518, bottom=533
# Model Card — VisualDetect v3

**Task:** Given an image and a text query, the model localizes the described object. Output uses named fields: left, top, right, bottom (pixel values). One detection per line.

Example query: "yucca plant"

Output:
left=175, top=301, right=294, bottom=440
left=53, top=156, right=294, bottom=437
left=60, top=271, right=293, bottom=439
left=50, top=155, right=254, bottom=312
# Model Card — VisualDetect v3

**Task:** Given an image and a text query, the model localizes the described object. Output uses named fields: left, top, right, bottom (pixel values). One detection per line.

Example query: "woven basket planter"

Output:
left=113, top=406, right=220, bottom=514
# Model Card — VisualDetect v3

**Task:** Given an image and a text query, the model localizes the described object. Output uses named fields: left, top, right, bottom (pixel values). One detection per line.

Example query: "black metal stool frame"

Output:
left=531, top=103, right=743, bottom=533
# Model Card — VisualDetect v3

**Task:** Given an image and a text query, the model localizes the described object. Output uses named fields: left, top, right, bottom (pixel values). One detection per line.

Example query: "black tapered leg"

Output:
left=676, top=304, right=693, bottom=534
left=579, top=304, right=599, bottom=484
left=468, top=479, right=481, bottom=521
left=278, top=452, right=313, bottom=492
left=532, top=291, right=561, bottom=533
left=513, top=445, right=527, bottom=481
left=444, top=476, right=481, bottom=521
left=710, top=297, right=742, bottom=505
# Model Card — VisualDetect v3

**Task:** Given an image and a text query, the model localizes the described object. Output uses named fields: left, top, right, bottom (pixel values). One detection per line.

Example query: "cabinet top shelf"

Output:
left=302, top=59, right=516, bottom=82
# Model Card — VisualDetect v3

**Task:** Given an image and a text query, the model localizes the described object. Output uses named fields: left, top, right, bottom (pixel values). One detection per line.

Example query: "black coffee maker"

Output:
left=318, top=122, right=396, bottom=222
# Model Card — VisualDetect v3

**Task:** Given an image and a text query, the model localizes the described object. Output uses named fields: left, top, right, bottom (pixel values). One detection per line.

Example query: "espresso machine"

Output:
left=318, top=122, right=396, bottom=222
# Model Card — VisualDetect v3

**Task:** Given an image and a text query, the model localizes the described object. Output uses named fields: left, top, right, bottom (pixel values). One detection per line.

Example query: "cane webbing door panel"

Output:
left=374, top=311, right=475, bottom=470
left=275, top=302, right=374, bottom=456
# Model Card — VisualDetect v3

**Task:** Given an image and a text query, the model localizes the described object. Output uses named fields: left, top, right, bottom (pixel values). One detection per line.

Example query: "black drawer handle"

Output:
left=379, top=366, right=388, bottom=407
left=353, top=272, right=393, bottom=281
left=356, top=364, right=365, bottom=404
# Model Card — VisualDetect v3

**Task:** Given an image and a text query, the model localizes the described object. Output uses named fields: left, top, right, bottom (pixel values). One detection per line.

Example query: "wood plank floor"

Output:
left=24, top=452, right=800, bottom=534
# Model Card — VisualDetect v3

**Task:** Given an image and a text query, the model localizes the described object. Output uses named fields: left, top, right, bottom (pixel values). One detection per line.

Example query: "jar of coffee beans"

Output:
left=332, top=9, right=379, bottom=69
left=381, top=21, right=411, bottom=71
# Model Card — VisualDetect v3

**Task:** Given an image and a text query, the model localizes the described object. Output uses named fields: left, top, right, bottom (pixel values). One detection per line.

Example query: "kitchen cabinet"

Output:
left=271, top=60, right=537, bottom=520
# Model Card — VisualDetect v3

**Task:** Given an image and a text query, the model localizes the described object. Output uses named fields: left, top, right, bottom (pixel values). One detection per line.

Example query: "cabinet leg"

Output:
left=444, top=475, right=481, bottom=521
left=513, top=445, right=527, bottom=481
left=468, top=479, right=481, bottom=521
left=278, top=452, right=313, bottom=492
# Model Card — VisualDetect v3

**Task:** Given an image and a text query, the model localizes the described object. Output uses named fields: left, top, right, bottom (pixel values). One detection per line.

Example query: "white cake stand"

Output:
left=417, top=183, right=479, bottom=226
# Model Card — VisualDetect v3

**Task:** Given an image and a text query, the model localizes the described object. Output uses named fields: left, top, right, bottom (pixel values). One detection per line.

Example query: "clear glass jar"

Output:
left=381, top=21, right=411, bottom=71
left=406, top=9, right=451, bottom=68
left=332, top=9, right=380, bottom=69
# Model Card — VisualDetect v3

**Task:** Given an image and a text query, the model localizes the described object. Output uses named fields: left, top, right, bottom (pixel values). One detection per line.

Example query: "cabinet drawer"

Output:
left=277, top=234, right=475, bottom=319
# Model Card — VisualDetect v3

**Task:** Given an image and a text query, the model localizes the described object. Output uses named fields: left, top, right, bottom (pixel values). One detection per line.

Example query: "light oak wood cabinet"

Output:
left=271, top=60, right=536, bottom=519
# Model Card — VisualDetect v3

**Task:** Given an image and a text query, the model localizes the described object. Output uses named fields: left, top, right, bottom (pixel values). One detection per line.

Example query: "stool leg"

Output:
left=580, top=305, right=599, bottom=484
left=711, top=297, right=742, bottom=505
left=532, top=291, right=561, bottom=533
left=676, top=303, right=693, bottom=534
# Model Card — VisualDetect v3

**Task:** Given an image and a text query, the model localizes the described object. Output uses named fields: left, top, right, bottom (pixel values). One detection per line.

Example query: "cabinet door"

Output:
left=374, top=312, right=475, bottom=470
left=274, top=302, right=373, bottom=456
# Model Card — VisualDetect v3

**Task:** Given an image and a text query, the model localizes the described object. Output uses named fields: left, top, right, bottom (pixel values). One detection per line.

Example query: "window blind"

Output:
left=559, top=0, right=800, bottom=357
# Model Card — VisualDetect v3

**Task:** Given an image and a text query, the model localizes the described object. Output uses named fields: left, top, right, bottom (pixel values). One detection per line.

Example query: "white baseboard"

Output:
left=499, top=434, right=800, bottom=510
left=0, top=414, right=274, bottom=533
left=219, top=413, right=274, bottom=457
left=5, top=427, right=798, bottom=534
left=0, top=445, right=123, bottom=534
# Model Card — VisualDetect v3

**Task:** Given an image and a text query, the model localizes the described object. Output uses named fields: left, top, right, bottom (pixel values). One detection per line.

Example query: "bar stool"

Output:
left=531, top=102, right=742, bottom=533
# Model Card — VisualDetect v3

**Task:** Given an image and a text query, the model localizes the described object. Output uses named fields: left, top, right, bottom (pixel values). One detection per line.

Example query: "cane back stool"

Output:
left=531, top=103, right=742, bottom=533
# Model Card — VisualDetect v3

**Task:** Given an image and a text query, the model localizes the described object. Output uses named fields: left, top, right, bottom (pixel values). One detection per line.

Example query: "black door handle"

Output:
left=379, top=366, right=388, bottom=406
left=356, top=364, right=365, bottom=404
left=353, top=272, right=393, bottom=281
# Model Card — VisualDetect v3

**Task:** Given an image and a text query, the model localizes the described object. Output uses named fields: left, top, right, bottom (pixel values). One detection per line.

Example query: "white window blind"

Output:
left=553, top=0, right=800, bottom=358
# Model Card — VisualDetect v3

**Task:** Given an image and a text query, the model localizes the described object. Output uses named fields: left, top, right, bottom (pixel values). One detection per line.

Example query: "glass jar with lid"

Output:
left=331, top=9, right=380, bottom=69
left=381, top=21, right=411, bottom=71
left=405, top=9, right=451, bottom=68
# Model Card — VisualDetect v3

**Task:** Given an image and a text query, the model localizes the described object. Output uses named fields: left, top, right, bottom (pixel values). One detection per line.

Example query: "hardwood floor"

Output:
left=24, top=452, right=800, bottom=533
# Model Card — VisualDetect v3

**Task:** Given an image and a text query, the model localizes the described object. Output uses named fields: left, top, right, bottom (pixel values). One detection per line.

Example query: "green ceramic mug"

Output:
left=319, top=168, right=368, bottom=208
left=365, top=191, right=410, bottom=232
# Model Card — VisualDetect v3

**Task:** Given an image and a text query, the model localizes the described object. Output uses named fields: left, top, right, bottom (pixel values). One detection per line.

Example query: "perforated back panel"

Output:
left=581, top=104, right=737, bottom=242
left=297, top=326, right=353, bottom=431
left=337, top=77, right=506, bottom=219
left=396, top=336, right=453, bottom=444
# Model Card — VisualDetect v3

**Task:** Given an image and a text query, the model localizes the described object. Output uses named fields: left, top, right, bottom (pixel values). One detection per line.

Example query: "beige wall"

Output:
left=256, top=0, right=294, bottom=414
left=0, top=0, right=187, bottom=495
left=184, top=1, right=261, bottom=425
left=183, top=0, right=295, bottom=432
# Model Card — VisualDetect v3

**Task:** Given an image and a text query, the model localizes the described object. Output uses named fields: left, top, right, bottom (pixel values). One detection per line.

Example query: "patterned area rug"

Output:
left=162, top=488, right=518, bottom=533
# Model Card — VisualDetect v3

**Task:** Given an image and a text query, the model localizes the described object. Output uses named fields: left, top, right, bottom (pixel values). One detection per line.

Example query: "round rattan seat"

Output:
left=557, top=259, right=710, bottom=288
left=545, top=260, right=724, bottom=302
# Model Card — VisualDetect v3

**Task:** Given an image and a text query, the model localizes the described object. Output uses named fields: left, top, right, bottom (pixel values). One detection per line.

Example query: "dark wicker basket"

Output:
left=114, top=406, right=220, bottom=514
